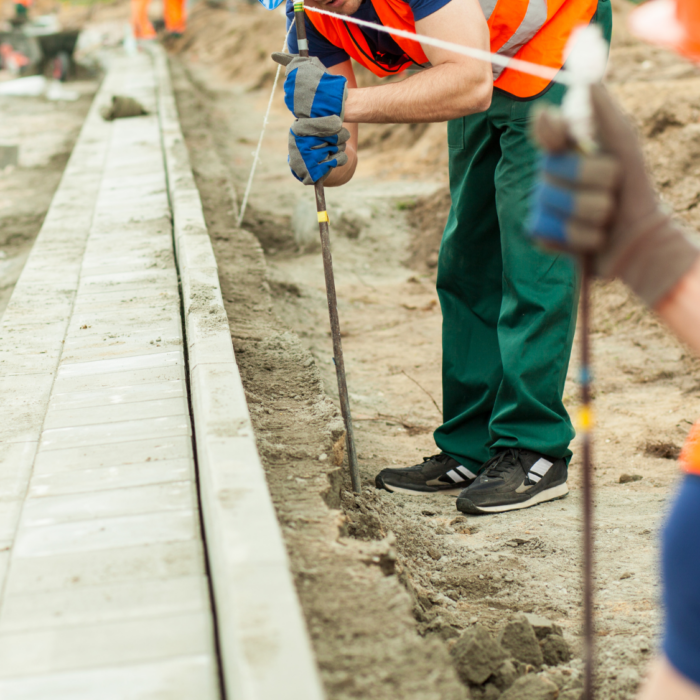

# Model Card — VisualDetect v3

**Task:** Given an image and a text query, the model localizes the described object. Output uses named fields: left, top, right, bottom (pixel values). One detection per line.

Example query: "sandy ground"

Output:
left=0, top=83, right=96, bottom=314
left=0, top=0, right=692, bottom=697
left=168, top=2, right=700, bottom=697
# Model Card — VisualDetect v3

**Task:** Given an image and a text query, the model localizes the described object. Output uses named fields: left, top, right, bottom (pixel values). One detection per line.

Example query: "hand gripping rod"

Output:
left=292, top=1, right=361, bottom=493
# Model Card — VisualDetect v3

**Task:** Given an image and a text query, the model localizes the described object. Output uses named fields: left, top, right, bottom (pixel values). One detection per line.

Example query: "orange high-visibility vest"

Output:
left=681, top=422, right=700, bottom=476
left=306, top=0, right=598, bottom=99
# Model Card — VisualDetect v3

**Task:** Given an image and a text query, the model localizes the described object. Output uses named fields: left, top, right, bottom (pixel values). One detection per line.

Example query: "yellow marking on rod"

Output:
left=577, top=405, right=595, bottom=433
left=293, top=2, right=304, bottom=11
left=317, top=211, right=329, bottom=223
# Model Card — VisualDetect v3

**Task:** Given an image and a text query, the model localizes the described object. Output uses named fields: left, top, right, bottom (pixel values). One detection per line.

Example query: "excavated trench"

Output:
left=168, top=5, right=700, bottom=693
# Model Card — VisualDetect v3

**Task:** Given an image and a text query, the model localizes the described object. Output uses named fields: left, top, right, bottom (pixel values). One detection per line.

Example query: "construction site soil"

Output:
left=168, top=1, right=700, bottom=698
left=1, top=0, right=699, bottom=697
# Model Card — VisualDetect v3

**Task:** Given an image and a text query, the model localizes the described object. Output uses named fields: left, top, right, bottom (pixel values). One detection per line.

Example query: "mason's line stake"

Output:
left=293, top=1, right=361, bottom=494
left=579, top=254, right=595, bottom=700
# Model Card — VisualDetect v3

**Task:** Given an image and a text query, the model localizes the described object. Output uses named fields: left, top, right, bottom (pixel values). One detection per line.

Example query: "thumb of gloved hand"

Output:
left=271, top=52, right=295, bottom=67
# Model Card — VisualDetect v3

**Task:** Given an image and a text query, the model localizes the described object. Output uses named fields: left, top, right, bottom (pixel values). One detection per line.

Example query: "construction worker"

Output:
left=131, top=0, right=157, bottom=40
left=269, top=0, right=612, bottom=513
left=530, top=1, right=700, bottom=696
left=164, top=0, right=187, bottom=36
left=13, top=0, right=31, bottom=23
left=131, top=0, right=186, bottom=40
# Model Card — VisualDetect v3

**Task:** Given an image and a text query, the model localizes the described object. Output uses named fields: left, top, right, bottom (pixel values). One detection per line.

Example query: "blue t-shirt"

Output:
left=286, top=0, right=450, bottom=70
left=662, top=474, right=700, bottom=686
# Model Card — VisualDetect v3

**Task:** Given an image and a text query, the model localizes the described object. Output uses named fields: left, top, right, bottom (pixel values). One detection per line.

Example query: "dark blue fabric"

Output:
left=286, top=0, right=451, bottom=69
left=283, top=66, right=347, bottom=118
left=662, top=474, right=700, bottom=687
left=290, top=130, right=343, bottom=183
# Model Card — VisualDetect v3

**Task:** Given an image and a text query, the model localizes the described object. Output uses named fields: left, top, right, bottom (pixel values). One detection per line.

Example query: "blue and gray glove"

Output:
left=272, top=52, right=350, bottom=185
left=529, top=85, right=699, bottom=307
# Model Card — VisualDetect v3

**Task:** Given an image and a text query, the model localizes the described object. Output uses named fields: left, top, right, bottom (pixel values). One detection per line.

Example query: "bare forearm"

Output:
left=637, top=657, right=700, bottom=700
left=344, top=63, right=491, bottom=123
left=656, top=258, right=700, bottom=354
left=324, top=142, right=357, bottom=186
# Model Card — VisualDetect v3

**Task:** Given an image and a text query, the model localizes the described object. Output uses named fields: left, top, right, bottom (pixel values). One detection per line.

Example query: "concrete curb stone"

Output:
left=152, top=45, right=326, bottom=700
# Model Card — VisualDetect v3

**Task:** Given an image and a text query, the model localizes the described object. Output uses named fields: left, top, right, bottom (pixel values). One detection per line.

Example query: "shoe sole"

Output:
left=376, top=476, right=466, bottom=496
left=456, top=482, right=569, bottom=514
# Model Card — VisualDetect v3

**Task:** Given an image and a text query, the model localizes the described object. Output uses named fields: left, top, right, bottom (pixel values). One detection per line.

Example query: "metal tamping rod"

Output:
left=579, top=253, right=595, bottom=700
left=292, top=1, right=361, bottom=493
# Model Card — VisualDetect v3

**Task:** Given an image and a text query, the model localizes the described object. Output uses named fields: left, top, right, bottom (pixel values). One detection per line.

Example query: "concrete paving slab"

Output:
left=49, top=379, right=184, bottom=411
left=40, top=415, right=191, bottom=451
left=65, top=313, right=179, bottom=336
left=28, top=458, right=193, bottom=498
left=44, top=396, right=188, bottom=430
left=154, top=45, right=324, bottom=700
left=14, top=510, right=199, bottom=558
left=72, top=287, right=179, bottom=312
left=0, top=612, right=215, bottom=676
left=32, top=436, right=193, bottom=475
left=0, top=550, right=8, bottom=588
left=57, top=351, right=182, bottom=377
left=0, top=502, right=22, bottom=542
left=0, top=654, right=218, bottom=700
left=51, top=363, right=185, bottom=396
left=21, top=481, right=196, bottom=527
left=0, top=442, right=37, bottom=499
left=0, top=575, right=210, bottom=632
left=6, top=540, right=206, bottom=594
left=0, top=375, right=55, bottom=443
left=59, top=333, right=183, bottom=366
left=78, top=269, right=177, bottom=293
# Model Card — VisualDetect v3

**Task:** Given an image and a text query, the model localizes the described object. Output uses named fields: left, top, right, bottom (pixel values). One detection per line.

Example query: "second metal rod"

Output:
left=293, top=2, right=361, bottom=493
left=580, top=253, right=595, bottom=700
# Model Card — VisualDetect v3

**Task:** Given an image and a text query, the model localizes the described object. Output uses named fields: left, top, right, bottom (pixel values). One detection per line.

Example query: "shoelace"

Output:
left=482, top=449, right=521, bottom=478
left=422, top=453, right=449, bottom=464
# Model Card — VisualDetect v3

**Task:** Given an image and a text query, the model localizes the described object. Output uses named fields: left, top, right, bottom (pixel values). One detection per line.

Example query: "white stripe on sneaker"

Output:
left=456, top=465, right=476, bottom=479
left=446, top=469, right=466, bottom=483
left=529, top=458, right=553, bottom=478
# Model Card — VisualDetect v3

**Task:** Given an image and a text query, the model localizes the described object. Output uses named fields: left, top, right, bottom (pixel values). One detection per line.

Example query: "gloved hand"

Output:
left=272, top=52, right=348, bottom=120
left=273, top=52, right=350, bottom=185
left=529, top=84, right=700, bottom=307
left=289, top=116, right=350, bottom=185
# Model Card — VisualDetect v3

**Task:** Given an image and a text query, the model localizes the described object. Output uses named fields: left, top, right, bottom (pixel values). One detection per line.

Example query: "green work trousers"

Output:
left=434, top=0, right=612, bottom=474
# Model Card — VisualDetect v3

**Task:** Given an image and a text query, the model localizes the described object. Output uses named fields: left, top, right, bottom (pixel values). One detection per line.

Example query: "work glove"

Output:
left=272, top=52, right=350, bottom=185
left=529, top=84, right=700, bottom=308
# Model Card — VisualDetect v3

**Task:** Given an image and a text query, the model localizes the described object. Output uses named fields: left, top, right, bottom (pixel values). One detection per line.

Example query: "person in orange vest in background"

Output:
left=131, top=0, right=157, bottom=39
left=530, top=1, right=700, bottom=696
left=13, top=0, right=31, bottom=22
left=268, top=0, right=612, bottom=514
left=131, top=0, right=186, bottom=40
left=164, top=0, right=187, bottom=36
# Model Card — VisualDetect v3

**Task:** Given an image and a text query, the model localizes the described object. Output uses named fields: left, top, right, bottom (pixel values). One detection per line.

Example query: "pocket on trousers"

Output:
left=447, top=118, right=465, bottom=150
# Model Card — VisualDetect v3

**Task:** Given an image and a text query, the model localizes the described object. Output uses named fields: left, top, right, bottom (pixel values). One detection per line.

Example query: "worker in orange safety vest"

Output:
left=270, top=0, right=612, bottom=514
left=131, top=0, right=186, bottom=40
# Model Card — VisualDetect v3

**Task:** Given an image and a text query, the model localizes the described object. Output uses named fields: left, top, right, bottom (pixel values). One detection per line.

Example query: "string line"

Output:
left=237, top=22, right=294, bottom=226
left=303, top=4, right=578, bottom=87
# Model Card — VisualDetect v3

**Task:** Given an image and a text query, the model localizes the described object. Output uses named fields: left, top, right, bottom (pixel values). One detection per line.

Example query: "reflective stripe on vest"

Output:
left=306, top=0, right=598, bottom=99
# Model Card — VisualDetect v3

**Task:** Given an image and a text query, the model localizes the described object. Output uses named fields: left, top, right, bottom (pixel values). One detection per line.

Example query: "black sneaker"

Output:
left=456, top=448, right=568, bottom=514
left=376, top=453, right=477, bottom=495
